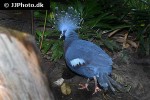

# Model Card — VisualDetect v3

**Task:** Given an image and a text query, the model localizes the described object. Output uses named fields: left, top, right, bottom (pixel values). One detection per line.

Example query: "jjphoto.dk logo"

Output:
left=4, top=2, right=44, bottom=8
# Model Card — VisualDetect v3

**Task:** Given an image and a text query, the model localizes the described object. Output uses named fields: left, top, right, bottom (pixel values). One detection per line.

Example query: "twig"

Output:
left=40, top=10, right=48, bottom=49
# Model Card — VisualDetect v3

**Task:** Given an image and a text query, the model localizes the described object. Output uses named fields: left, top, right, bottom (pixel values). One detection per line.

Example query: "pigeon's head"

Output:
left=59, top=29, right=77, bottom=39
left=55, top=7, right=82, bottom=39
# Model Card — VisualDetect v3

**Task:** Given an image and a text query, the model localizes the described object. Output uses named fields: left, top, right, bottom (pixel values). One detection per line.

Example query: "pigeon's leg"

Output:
left=79, top=78, right=90, bottom=91
left=92, top=76, right=101, bottom=94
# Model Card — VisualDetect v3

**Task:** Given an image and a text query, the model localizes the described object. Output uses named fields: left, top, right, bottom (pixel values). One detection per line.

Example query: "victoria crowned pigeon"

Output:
left=55, top=7, right=122, bottom=94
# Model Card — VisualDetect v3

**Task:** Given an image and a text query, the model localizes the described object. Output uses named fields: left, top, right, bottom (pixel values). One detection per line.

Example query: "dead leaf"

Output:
left=108, top=29, right=120, bottom=37
left=124, top=32, right=128, bottom=40
left=123, top=32, right=128, bottom=48
left=123, top=43, right=130, bottom=48
left=115, top=37, right=124, bottom=43
left=61, top=83, right=71, bottom=95
left=127, top=40, right=138, bottom=48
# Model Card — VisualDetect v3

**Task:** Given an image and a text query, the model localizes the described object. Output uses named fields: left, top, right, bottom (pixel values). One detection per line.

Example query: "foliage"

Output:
left=35, top=0, right=150, bottom=61
left=124, top=0, right=150, bottom=55
left=35, top=10, right=63, bottom=61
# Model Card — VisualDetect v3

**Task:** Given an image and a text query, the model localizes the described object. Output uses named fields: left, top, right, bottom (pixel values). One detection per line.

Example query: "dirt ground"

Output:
left=43, top=50, right=150, bottom=100
left=0, top=10, right=150, bottom=100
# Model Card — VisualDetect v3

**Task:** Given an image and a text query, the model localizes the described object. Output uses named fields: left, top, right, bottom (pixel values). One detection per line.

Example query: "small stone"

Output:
left=53, top=78, right=64, bottom=86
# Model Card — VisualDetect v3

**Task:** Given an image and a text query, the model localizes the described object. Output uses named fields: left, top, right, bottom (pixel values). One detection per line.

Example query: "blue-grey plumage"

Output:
left=55, top=7, right=122, bottom=93
left=65, top=38, right=113, bottom=77
left=64, top=30, right=113, bottom=92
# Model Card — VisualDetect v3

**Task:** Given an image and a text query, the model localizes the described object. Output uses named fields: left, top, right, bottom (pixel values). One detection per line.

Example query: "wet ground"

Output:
left=0, top=10, right=150, bottom=100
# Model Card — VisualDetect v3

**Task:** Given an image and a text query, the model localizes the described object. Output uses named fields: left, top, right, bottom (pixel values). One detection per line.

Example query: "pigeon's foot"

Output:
left=78, top=83, right=89, bottom=91
left=92, top=76, right=101, bottom=94
left=92, top=86, right=101, bottom=95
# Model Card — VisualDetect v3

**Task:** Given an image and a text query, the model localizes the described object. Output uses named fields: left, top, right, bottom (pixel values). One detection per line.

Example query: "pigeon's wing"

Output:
left=65, top=39, right=113, bottom=68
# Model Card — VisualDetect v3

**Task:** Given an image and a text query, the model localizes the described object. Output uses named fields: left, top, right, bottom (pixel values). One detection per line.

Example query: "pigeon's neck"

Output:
left=64, top=31, right=79, bottom=51
left=66, top=33, right=79, bottom=40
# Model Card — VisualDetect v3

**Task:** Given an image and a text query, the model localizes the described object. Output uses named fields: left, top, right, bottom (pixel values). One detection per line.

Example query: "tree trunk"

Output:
left=0, top=27, right=54, bottom=100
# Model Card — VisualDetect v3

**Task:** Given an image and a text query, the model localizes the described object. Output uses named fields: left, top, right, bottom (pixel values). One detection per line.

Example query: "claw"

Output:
left=78, top=78, right=90, bottom=91
left=92, top=86, right=101, bottom=95
left=78, top=83, right=89, bottom=91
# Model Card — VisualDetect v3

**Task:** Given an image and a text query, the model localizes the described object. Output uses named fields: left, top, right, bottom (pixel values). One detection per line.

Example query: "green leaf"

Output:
left=51, top=40, right=63, bottom=61
left=36, top=30, right=42, bottom=37
left=41, top=40, right=52, bottom=54
left=34, top=11, right=41, bottom=17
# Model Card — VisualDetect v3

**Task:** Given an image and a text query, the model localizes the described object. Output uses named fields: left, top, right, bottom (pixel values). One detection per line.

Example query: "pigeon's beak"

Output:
left=59, top=30, right=66, bottom=39
left=59, top=33, right=63, bottom=39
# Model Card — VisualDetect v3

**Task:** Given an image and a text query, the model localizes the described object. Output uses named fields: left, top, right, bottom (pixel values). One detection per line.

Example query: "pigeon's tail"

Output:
left=55, top=7, right=82, bottom=33
left=97, top=73, right=124, bottom=92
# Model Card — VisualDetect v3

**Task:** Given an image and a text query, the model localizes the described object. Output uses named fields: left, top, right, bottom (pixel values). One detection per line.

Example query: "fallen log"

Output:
left=0, top=27, right=54, bottom=100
